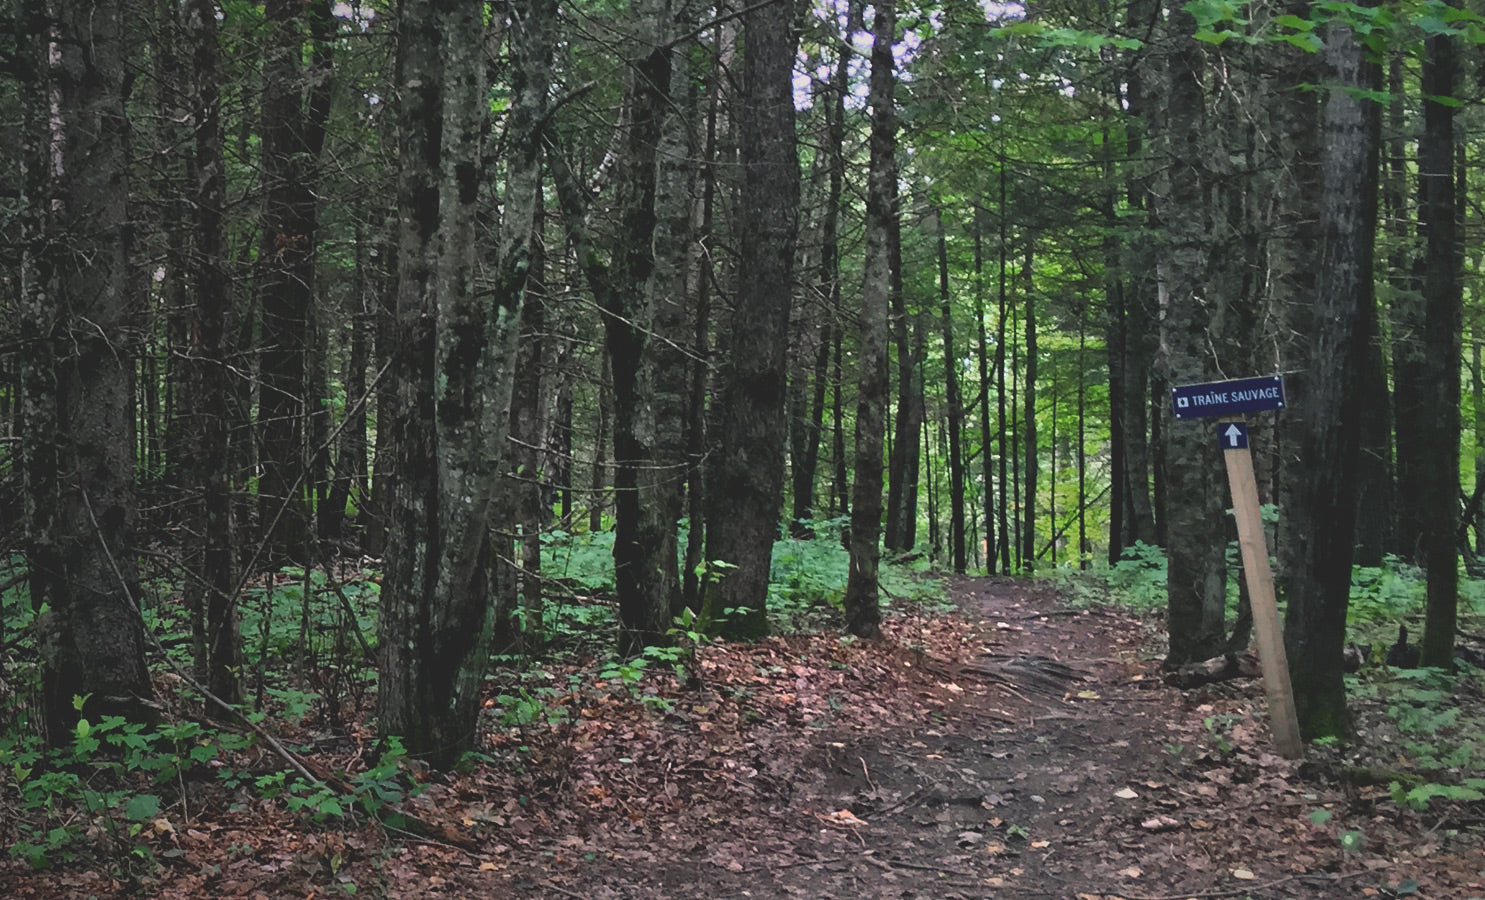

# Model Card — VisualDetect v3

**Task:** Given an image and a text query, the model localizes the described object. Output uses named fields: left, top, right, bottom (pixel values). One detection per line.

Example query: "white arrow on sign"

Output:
left=1224, top=424, right=1244, bottom=447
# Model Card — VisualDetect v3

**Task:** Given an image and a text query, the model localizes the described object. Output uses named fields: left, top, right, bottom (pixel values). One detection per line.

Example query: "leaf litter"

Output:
left=2, top=575, right=1482, bottom=899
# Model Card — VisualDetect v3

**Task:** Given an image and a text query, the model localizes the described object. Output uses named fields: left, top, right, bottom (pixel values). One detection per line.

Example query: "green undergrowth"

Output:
left=0, top=695, right=421, bottom=874
left=0, top=521, right=949, bottom=869
left=1347, top=665, right=1485, bottom=812
left=1062, top=541, right=1485, bottom=816
left=539, top=517, right=950, bottom=641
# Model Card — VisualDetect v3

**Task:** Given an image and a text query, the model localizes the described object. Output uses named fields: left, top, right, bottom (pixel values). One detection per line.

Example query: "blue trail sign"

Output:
left=1171, top=375, right=1285, bottom=420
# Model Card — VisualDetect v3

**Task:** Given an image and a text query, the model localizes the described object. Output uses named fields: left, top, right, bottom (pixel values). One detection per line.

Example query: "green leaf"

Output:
left=1423, top=93, right=1464, bottom=108
left=124, top=793, right=161, bottom=821
left=1309, top=808, right=1334, bottom=825
left=1194, top=29, right=1236, bottom=45
left=1280, top=32, right=1323, bottom=52
left=1404, top=783, right=1485, bottom=806
left=1416, top=15, right=1454, bottom=35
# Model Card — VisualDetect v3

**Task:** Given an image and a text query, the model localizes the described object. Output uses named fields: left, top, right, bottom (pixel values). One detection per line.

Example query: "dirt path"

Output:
left=483, top=576, right=1481, bottom=900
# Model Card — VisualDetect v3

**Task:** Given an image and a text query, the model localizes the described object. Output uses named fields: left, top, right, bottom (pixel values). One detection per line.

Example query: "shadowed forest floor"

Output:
left=4, top=576, right=1483, bottom=899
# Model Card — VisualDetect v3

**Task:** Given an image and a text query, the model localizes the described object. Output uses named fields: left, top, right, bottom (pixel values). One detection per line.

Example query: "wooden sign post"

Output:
left=1218, top=419, right=1303, bottom=759
left=1172, top=377, right=1303, bottom=760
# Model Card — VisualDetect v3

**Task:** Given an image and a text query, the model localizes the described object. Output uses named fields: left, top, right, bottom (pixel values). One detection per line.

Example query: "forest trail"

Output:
left=6, top=576, right=1480, bottom=899
left=485, top=576, right=1479, bottom=900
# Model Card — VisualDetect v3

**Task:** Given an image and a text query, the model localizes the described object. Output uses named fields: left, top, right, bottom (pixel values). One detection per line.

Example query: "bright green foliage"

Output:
left=539, top=521, right=947, bottom=639
left=1060, top=542, right=1168, bottom=611
left=1349, top=558, right=1427, bottom=624
left=281, top=738, right=420, bottom=824
left=1395, top=779, right=1485, bottom=810
left=0, top=702, right=252, bottom=870
left=1343, top=665, right=1485, bottom=813
left=240, top=565, right=380, bottom=665
left=541, top=529, right=619, bottom=595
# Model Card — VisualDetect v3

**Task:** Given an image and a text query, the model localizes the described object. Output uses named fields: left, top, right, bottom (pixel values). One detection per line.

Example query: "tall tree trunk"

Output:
left=1353, top=266, right=1393, bottom=566
left=606, top=0, right=691, bottom=652
left=831, top=318, right=850, bottom=516
left=936, top=210, right=966, bottom=573
left=590, top=352, right=612, bottom=535
left=973, top=221, right=996, bottom=573
left=507, top=183, right=554, bottom=648
left=1010, top=302, right=1020, bottom=565
left=843, top=0, right=897, bottom=639
left=683, top=26, right=727, bottom=609
left=1077, top=308, right=1088, bottom=567
left=1155, top=8, right=1228, bottom=666
left=184, top=0, right=241, bottom=704
left=1416, top=19, right=1461, bottom=669
left=24, top=0, right=153, bottom=740
left=257, top=0, right=334, bottom=564
left=1020, top=247, right=1037, bottom=571
left=704, top=0, right=800, bottom=639
left=377, top=0, right=550, bottom=767
left=364, top=207, right=396, bottom=559
left=1118, top=0, right=1161, bottom=557
left=885, top=217, right=919, bottom=553
left=798, top=2, right=856, bottom=534
left=1283, top=18, right=1380, bottom=738
left=995, top=163, right=1011, bottom=574
left=642, top=19, right=698, bottom=629
left=1104, top=151, right=1128, bottom=564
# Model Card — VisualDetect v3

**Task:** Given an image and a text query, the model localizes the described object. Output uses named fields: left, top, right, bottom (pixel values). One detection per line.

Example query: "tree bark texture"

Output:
left=1153, top=11, right=1228, bottom=666
left=257, top=0, right=334, bottom=564
left=1110, top=0, right=1160, bottom=556
left=602, top=0, right=696, bottom=653
left=705, top=0, right=801, bottom=639
left=24, top=0, right=152, bottom=740
left=884, top=220, right=919, bottom=553
left=937, top=210, right=966, bottom=573
left=1416, top=21, right=1461, bottom=669
left=184, top=0, right=241, bottom=704
left=377, top=0, right=549, bottom=767
left=973, top=223, right=996, bottom=573
left=1020, top=248, right=1037, bottom=571
left=843, top=0, right=897, bottom=639
left=1282, top=21, right=1380, bottom=738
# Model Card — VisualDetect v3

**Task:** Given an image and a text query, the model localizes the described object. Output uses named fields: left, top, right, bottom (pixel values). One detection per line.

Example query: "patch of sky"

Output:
left=794, top=0, right=1027, bottom=111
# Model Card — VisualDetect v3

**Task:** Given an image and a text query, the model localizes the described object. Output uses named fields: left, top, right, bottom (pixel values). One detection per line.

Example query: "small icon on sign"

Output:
left=1220, top=422, right=1248, bottom=450
left=1177, top=397, right=1190, bottom=409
